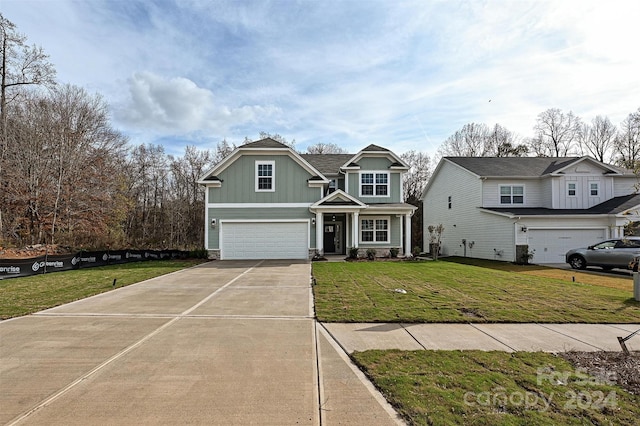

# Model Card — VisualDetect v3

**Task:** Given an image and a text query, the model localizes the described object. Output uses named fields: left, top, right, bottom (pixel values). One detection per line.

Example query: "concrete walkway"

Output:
left=0, top=260, right=403, bottom=426
left=323, top=322, right=640, bottom=353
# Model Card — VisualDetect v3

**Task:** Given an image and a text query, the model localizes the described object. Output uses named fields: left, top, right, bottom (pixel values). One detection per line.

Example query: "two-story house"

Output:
left=421, top=156, right=640, bottom=264
left=198, top=138, right=416, bottom=260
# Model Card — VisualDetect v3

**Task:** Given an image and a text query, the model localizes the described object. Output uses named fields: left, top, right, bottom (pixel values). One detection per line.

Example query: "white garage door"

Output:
left=527, top=229, right=606, bottom=264
left=220, top=221, right=309, bottom=260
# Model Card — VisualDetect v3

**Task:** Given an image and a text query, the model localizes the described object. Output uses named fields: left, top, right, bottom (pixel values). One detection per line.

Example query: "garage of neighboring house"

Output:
left=526, top=228, right=607, bottom=264
left=219, top=221, right=309, bottom=260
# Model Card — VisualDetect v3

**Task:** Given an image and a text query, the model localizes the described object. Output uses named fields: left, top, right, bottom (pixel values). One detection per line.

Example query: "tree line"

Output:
left=1, top=13, right=637, bottom=251
left=437, top=108, right=640, bottom=169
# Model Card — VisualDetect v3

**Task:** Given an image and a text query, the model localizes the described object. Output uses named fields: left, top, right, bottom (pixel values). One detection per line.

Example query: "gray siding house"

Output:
left=198, top=138, right=416, bottom=260
left=422, top=156, right=640, bottom=264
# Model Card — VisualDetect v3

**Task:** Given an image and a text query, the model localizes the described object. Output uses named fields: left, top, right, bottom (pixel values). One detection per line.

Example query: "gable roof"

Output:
left=446, top=157, right=578, bottom=177
left=198, top=137, right=327, bottom=183
left=199, top=139, right=408, bottom=183
left=445, top=156, right=632, bottom=178
left=362, top=144, right=390, bottom=152
left=341, top=144, right=409, bottom=171
left=242, top=138, right=290, bottom=149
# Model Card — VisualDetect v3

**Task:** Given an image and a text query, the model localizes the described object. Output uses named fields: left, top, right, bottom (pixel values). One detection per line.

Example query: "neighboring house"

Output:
left=198, top=138, right=416, bottom=260
left=421, top=156, right=640, bottom=264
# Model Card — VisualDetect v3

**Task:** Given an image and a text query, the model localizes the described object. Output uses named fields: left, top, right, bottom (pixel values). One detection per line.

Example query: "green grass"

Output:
left=0, top=260, right=206, bottom=319
left=353, top=350, right=639, bottom=425
left=312, top=260, right=640, bottom=323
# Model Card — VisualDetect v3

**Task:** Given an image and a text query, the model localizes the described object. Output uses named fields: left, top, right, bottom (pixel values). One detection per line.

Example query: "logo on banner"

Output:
left=102, top=253, right=108, bottom=261
left=32, top=261, right=42, bottom=272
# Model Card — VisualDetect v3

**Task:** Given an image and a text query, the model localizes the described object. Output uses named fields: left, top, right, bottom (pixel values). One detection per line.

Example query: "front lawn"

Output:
left=312, top=260, right=640, bottom=323
left=0, top=259, right=206, bottom=319
left=353, top=350, right=640, bottom=425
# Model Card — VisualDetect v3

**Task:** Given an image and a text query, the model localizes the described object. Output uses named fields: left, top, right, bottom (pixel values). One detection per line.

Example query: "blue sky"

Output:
left=4, top=0, right=640, bottom=156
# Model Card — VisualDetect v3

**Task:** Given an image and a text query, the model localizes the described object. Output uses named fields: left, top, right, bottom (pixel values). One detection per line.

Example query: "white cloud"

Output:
left=4, top=0, right=640, bottom=157
left=117, top=72, right=280, bottom=135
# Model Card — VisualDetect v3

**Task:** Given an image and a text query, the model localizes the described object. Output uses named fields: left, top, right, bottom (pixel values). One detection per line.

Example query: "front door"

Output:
left=324, top=224, right=336, bottom=253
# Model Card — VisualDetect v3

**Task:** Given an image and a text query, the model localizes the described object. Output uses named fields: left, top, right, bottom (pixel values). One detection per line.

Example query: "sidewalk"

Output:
left=323, top=322, right=640, bottom=353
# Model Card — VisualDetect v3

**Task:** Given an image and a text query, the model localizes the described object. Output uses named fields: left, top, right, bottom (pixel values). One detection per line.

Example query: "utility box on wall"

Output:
left=515, top=245, right=530, bottom=265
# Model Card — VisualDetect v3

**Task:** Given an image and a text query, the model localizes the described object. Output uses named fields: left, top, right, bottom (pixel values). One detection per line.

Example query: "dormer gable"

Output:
left=340, top=144, right=409, bottom=171
left=550, top=156, right=624, bottom=176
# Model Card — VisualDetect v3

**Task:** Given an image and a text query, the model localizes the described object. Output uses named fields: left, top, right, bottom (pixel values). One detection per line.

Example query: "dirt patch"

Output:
left=0, top=244, right=74, bottom=259
left=560, top=351, right=640, bottom=395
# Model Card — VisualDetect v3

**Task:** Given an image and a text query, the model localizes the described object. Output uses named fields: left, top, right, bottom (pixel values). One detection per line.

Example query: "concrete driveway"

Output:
left=1, top=260, right=401, bottom=426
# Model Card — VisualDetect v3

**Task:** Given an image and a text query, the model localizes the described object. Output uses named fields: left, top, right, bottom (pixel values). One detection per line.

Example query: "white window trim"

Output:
left=359, top=171, right=390, bottom=198
left=499, top=184, right=525, bottom=205
left=567, top=182, right=577, bottom=197
left=255, top=160, right=275, bottom=192
left=359, top=216, right=390, bottom=244
left=589, top=182, right=600, bottom=197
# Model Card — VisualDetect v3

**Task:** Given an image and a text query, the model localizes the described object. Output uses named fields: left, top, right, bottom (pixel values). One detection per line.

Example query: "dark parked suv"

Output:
left=565, top=237, right=640, bottom=270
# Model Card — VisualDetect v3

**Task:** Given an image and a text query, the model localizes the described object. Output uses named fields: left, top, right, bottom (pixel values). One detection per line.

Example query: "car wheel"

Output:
left=569, top=255, right=587, bottom=270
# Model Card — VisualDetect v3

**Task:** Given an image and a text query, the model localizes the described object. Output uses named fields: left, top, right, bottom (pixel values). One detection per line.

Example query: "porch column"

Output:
left=405, top=214, right=412, bottom=257
left=316, top=212, right=324, bottom=254
left=352, top=212, right=359, bottom=248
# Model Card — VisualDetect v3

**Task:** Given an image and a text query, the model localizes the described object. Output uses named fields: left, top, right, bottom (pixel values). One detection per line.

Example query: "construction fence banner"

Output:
left=0, top=250, right=189, bottom=280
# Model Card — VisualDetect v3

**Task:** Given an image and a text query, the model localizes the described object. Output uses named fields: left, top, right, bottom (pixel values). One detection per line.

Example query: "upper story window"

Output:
left=255, top=161, right=275, bottom=192
left=567, top=182, right=577, bottom=196
left=499, top=185, right=524, bottom=204
left=589, top=182, right=599, bottom=197
left=360, top=172, right=389, bottom=197
left=328, top=179, right=337, bottom=194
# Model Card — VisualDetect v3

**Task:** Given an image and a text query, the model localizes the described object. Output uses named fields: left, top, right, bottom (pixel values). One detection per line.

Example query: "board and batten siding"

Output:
left=209, top=154, right=320, bottom=204
left=553, top=175, right=613, bottom=209
left=207, top=207, right=316, bottom=250
left=424, top=160, right=515, bottom=261
left=346, top=171, right=402, bottom=203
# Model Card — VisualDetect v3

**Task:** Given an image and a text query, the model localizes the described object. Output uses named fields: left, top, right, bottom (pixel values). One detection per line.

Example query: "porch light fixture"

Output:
left=311, top=218, right=316, bottom=225
left=521, top=225, right=527, bottom=232
left=211, top=218, right=217, bottom=228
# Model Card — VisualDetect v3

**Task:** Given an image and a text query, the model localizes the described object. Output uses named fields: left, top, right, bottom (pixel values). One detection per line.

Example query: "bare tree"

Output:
left=3, top=85, right=127, bottom=246
left=167, top=146, right=213, bottom=248
left=613, top=108, right=640, bottom=170
left=0, top=13, right=56, bottom=242
left=401, top=150, right=432, bottom=251
left=486, top=124, right=528, bottom=157
left=213, top=138, right=235, bottom=164
left=438, top=123, right=526, bottom=158
left=437, top=123, right=491, bottom=157
left=532, top=108, right=582, bottom=156
left=578, top=115, right=616, bottom=163
left=306, top=142, right=348, bottom=154
left=0, top=13, right=56, bottom=123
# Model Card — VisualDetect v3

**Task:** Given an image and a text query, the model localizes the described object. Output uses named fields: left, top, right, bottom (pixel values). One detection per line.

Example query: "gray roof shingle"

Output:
left=446, top=157, right=634, bottom=177
left=301, top=154, right=353, bottom=175
left=242, top=138, right=290, bottom=149
left=483, top=193, right=640, bottom=216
